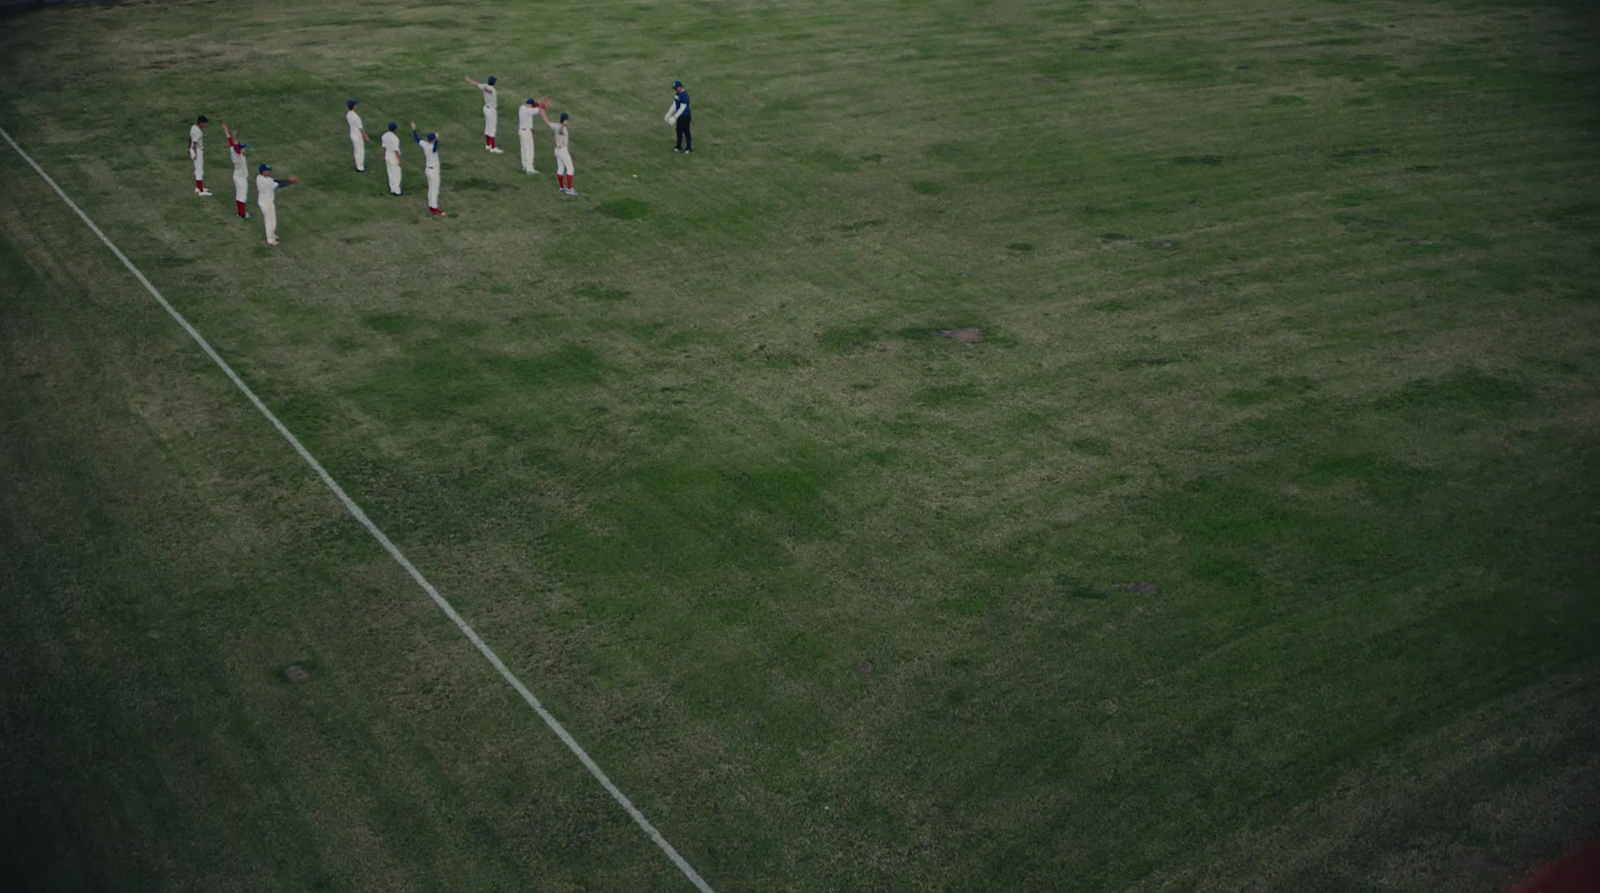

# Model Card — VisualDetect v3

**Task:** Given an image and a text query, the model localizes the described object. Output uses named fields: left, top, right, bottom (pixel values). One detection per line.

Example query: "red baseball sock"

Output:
left=195, top=179, right=204, bottom=191
left=236, top=200, right=246, bottom=216
left=485, top=135, right=492, bottom=148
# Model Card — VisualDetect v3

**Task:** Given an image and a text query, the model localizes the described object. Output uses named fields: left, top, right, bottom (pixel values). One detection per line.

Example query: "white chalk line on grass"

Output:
left=0, top=125, right=718, bottom=893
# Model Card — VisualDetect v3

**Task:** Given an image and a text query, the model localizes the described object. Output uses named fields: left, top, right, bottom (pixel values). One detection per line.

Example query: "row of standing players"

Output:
left=184, top=77, right=693, bottom=246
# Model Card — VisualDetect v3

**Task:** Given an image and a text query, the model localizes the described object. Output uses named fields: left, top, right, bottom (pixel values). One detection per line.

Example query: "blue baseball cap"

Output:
left=388, top=121, right=398, bottom=130
left=673, top=80, right=683, bottom=88
left=487, top=76, right=497, bottom=85
left=526, top=97, right=536, bottom=105
left=559, top=112, right=569, bottom=121
left=258, top=163, right=271, bottom=172
left=428, top=131, right=437, bottom=141
left=236, top=142, right=247, bottom=150
left=347, top=99, right=357, bottom=108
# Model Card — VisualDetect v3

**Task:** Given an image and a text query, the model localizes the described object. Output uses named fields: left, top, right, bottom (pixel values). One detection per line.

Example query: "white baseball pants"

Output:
left=483, top=107, right=497, bottom=138
left=351, top=133, right=365, bottom=171
left=258, top=199, right=278, bottom=243
left=232, top=174, right=248, bottom=204
left=518, top=129, right=535, bottom=172
left=426, top=166, right=440, bottom=209
left=554, top=148, right=573, bottom=176
left=386, top=158, right=402, bottom=195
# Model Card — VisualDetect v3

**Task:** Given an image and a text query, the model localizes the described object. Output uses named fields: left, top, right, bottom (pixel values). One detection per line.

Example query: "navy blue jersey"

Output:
left=674, top=90, right=691, bottom=120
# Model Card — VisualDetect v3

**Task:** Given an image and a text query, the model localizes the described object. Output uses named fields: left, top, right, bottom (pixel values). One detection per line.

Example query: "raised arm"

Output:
left=411, top=121, right=422, bottom=144
left=465, top=76, right=480, bottom=88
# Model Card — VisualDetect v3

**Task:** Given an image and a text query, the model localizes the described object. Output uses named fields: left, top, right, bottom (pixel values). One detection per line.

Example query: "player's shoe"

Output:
left=489, top=148, right=504, bottom=154
left=196, top=189, right=213, bottom=196
left=267, top=240, right=281, bottom=246
left=683, top=148, right=692, bottom=153
left=429, top=207, right=445, bottom=216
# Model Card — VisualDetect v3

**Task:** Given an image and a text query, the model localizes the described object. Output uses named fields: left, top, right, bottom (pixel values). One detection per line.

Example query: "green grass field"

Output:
left=2, top=0, right=1599, bottom=890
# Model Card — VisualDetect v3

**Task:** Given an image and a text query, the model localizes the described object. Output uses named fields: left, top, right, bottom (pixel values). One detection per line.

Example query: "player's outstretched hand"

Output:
left=409, top=120, right=416, bottom=129
left=288, top=176, right=300, bottom=184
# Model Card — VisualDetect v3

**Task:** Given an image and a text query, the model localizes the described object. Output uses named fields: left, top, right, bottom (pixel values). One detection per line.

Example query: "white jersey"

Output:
left=381, top=130, right=401, bottom=160
left=255, top=173, right=282, bottom=203
left=346, top=109, right=363, bottom=136
left=420, top=139, right=440, bottom=170
left=547, top=121, right=569, bottom=152
left=188, top=124, right=204, bottom=158
left=518, top=104, right=536, bottom=131
left=479, top=83, right=497, bottom=109
left=230, top=143, right=248, bottom=178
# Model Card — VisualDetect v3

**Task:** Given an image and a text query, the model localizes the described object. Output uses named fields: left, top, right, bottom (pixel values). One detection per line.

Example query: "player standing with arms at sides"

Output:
left=537, top=106, right=576, bottom=195
left=254, top=163, right=298, bottom=246
left=466, top=76, right=503, bottom=153
left=346, top=100, right=369, bottom=172
left=666, top=80, right=691, bottom=153
left=189, top=115, right=211, bottom=195
left=220, top=123, right=250, bottom=218
left=517, top=97, right=545, bottom=175
left=381, top=122, right=404, bottom=195
left=410, top=121, right=444, bottom=216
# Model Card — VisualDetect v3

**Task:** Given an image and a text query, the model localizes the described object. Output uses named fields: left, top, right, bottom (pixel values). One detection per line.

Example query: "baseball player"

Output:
left=254, top=163, right=299, bottom=246
left=188, top=115, right=211, bottom=195
left=517, top=98, right=543, bottom=174
left=666, top=80, right=692, bottom=152
left=221, top=123, right=250, bottom=218
left=410, top=121, right=444, bottom=215
left=346, top=100, right=369, bottom=172
left=381, top=122, right=404, bottom=195
left=537, top=106, right=576, bottom=195
left=466, top=76, right=503, bottom=153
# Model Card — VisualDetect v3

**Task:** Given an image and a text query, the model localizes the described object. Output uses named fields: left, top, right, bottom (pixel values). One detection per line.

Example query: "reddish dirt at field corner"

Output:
left=1507, top=838, right=1600, bottom=893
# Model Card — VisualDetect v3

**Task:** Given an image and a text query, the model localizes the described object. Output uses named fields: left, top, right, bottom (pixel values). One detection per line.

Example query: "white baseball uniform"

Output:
left=381, top=130, right=403, bottom=195
left=517, top=103, right=538, bottom=173
left=347, top=108, right=365, bottom=171
left=188, top=123, right=205, bottom=183
left=479, top=83, right=498, bottom=138
left=229, top=139, right=249, bottom=205
left=420, top=137, right=441, bottom=209
left=548, top=119, right=573, bottom=176
left=255, top=173, right=292, bottom=244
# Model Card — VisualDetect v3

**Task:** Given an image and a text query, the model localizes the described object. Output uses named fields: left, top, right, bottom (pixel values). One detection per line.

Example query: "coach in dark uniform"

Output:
left=667, top=80, right=692, bottom=152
